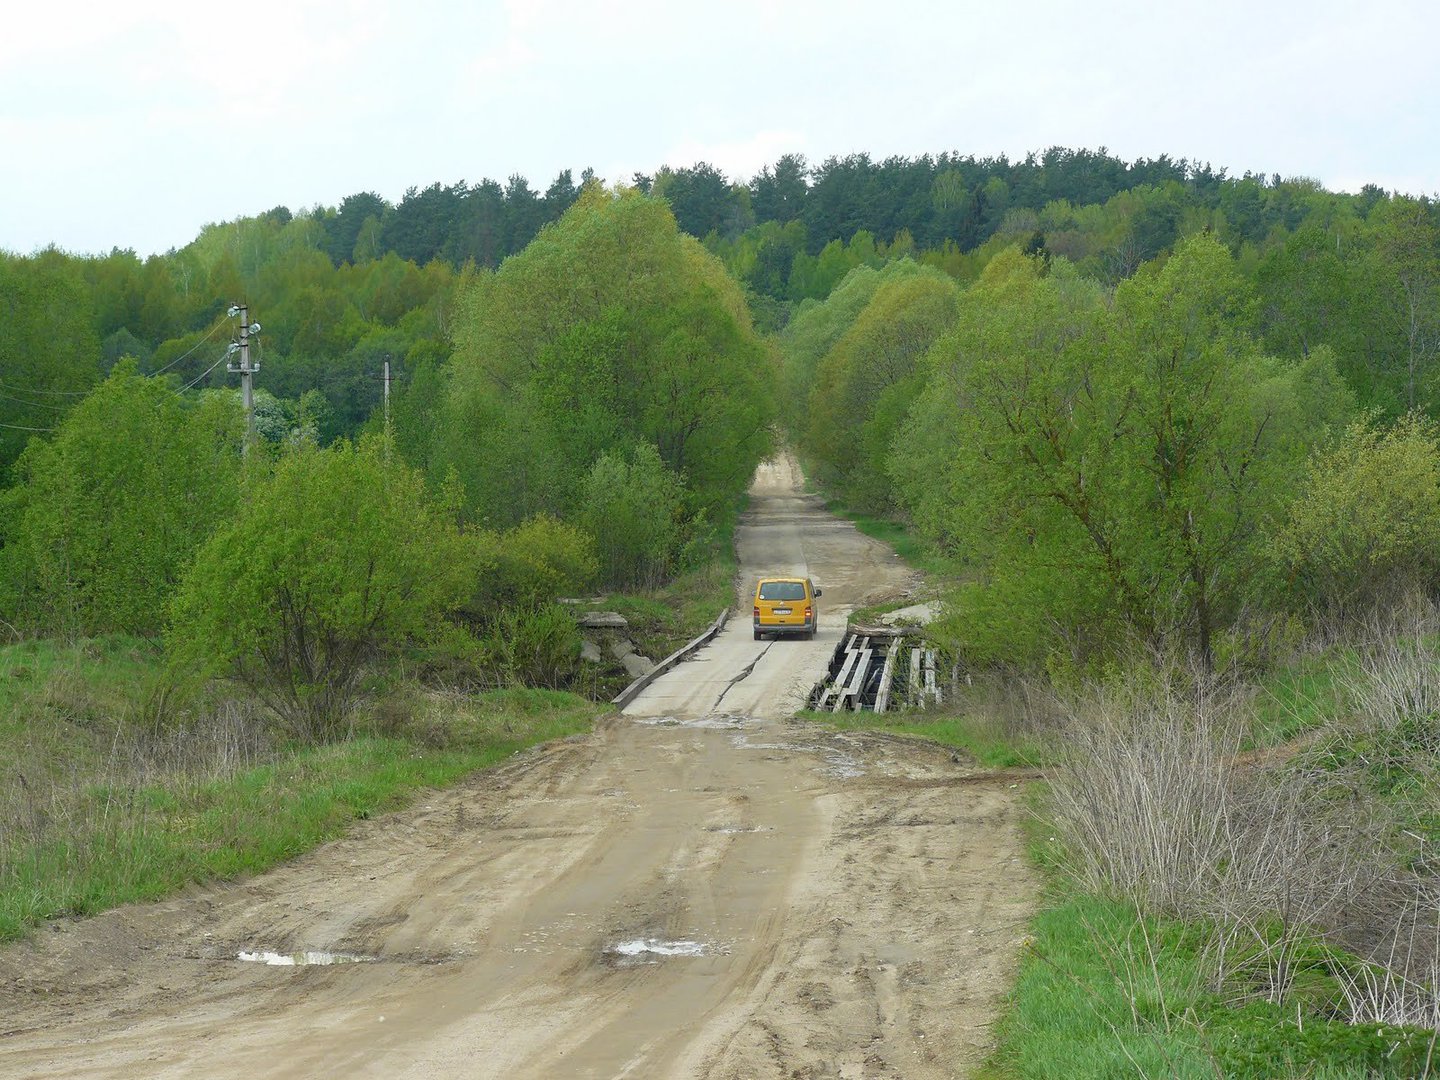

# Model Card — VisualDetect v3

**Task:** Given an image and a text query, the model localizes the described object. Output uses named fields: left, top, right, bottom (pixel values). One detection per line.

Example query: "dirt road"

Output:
left=0, top=453, right=1036, bottom=1079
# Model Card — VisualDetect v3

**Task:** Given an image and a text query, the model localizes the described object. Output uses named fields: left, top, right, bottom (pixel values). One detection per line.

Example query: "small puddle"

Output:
left=604, top=938, right=709, bottom=966
left=633, top=714, right=746, bottom=730
left=237, top=950, right=374, bottom=967
left=827, top=754, right=865, bottom=779
left=705, top=824, right=771, bottom=834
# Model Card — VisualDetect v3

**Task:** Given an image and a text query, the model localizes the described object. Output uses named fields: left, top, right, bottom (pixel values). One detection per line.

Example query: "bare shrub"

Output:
left=1320, top=619, right=1440, bottom=1027
left=1335, top=893, right=1440, bottom=1032
left=1342, top=616, right=1440, bottom=753
left=952, top=667, right=1066, bottom=742
left=121, top=699, right=270, bottom=781
left=1047, top=673, right=1395, bottom=1002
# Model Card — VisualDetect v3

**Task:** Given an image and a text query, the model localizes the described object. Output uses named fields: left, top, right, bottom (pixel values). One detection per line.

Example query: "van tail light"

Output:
left=805, top=606, right=813, bottom=619
left=753, top=606, right=760, bottom=618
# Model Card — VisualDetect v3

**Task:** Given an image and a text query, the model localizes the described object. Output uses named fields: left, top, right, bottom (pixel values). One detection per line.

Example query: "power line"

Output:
left=0, top=420, right=54, bottom=433
left=0, top=310, right=236, bottom=398
left=147, top=313, right=233, bottom=377
left=180, top=349, right=234, bottom=392
left=0, top=389, right=67, bottom=411
left=0, top=380, right=90, bottom=397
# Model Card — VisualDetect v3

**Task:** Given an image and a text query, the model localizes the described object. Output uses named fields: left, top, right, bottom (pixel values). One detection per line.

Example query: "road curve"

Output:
left=0, top=452, right=1036, bottom=1079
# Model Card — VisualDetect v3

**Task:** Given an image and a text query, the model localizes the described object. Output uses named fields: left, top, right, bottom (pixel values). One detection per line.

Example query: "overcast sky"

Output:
left=3, top=0, right=1436, bottom=258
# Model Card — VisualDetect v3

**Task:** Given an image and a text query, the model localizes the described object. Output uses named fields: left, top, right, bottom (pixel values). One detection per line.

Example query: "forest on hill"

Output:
left=1, top=146, right=1435, bottom=624
left=3, top=146, right=1433, bottom=477
left=1, top=145, right=1436, bottom=669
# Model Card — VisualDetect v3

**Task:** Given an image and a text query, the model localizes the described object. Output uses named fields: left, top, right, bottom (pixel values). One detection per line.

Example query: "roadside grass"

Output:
left=847, top=596, right=927, bottom=627
left=0, top=639, right=599, bottom=942
left=981, top=889, right=1435, bottom=1079
left=797, top=708, right=1048, bottom=769
left=981, top=662, right=1440, bottom=1080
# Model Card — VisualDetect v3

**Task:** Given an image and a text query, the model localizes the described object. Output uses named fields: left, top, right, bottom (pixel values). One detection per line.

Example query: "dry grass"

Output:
left=0, top=638, right=599, bottom=938
left=1045, top=663, right=1438, bottom=1030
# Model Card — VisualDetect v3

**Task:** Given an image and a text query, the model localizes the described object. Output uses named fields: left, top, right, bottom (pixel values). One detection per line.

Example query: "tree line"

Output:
left=1, top=146, right=1435, bottom=704
left=783, top=196, right=1440, bottom=671
left=0, top=190, right=772, bottom=735
left=5, top=146, right=1429, bottom=478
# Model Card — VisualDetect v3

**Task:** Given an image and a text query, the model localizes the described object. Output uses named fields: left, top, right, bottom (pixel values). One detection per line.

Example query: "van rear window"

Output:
left=758, top=581, right=807, bottom=601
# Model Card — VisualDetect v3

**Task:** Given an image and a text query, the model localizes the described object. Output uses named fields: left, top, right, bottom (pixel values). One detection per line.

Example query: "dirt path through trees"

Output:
left=0, top=453, right=1036, bottom=1079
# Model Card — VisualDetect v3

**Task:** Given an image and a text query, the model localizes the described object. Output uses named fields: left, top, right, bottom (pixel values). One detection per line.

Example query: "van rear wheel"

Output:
left=753, top=630, right=762, bottom=641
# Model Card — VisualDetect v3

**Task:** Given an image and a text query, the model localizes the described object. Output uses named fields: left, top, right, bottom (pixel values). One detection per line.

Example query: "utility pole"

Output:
left=382, top=356, right=392, bottom=432
left=227, top=304, right=261, bottom=455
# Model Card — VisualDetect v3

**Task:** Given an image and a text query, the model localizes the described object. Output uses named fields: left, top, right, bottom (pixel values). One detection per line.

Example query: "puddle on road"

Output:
left=705, top=824, right=771, bottom=834
left=825, top=753, right=865, bottom=779
left=236, top=950, right=375, bottom=967
left=727, top=731, right=867, bottom=779
left=603, top=938, right=711, bottom=966
left=727, top=733, right=784, bottom=750
left=633, top=714, right=747, bottom=730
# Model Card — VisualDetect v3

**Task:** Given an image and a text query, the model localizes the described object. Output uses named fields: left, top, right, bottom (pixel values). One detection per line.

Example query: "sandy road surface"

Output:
left=0, top=453, right=1036, bottom=1079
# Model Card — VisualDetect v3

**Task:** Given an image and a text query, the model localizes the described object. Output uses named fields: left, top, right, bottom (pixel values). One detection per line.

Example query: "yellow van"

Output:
left=752, top=577, right=821, bottom=641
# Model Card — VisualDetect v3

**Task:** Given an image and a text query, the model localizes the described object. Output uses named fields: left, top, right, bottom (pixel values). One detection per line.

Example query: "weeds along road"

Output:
left=0, top=453, right=1036, bottom=1080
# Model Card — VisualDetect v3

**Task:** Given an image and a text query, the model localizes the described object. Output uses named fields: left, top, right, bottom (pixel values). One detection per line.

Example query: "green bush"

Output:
left=466, top=514, right=599, bottom=614
left=1273, top=414, right=1440, bottom=617
left=484, top=603, right=583, bottom=689
left=0, top=362, right=243, bottom=637
left=168, top=438, right=471, bottom=740
left=581, top=443, right=683, bottom=588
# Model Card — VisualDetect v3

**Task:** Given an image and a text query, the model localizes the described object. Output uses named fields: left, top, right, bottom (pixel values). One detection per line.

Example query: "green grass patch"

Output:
left=796, top=708, right=1049, bottom=768
left=982, top=893, right=1435, bottom=1079
left=822, top=499, right=954, bottom=578
left=1248, top=647, right=1360, bottom=749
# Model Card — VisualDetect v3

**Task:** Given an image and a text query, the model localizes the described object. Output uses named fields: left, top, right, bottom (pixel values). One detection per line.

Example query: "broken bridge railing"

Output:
left=807, top=627, right=941, bottom=713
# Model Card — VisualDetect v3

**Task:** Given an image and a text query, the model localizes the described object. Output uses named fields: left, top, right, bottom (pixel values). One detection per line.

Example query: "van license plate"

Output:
left=774, top=608, right=791, bottom=615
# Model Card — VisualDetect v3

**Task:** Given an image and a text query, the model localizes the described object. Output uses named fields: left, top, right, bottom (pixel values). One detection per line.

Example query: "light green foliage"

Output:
left=1369, top=196, right=1440, bottom=414
left=0, top=362, right=243, bottom=637
left=0, top=252, right=102, bottom=474
left=777, top=263, right=888, bottom=432
left=1273, top=415, right=1440, bottom=614
left=897, top=236, right=1354, bottom=668
left=581, top=443, right=683, bottom=589
left=438, top=189, right=773, bottom=529
left=389, top=344, right=448, bottom=471
left=804, top=264, right=958, bottom=509
left=168, top=439, right=471, bottom=738
left=894, top=249, right=1109, bottom=660
left=466, top=514, right=599, bottom=614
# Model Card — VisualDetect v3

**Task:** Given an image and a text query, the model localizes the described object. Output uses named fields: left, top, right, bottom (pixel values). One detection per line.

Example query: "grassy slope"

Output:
left=0, top=519, right=745, bottom=942
left=0, top=639, right=599, bottom=941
